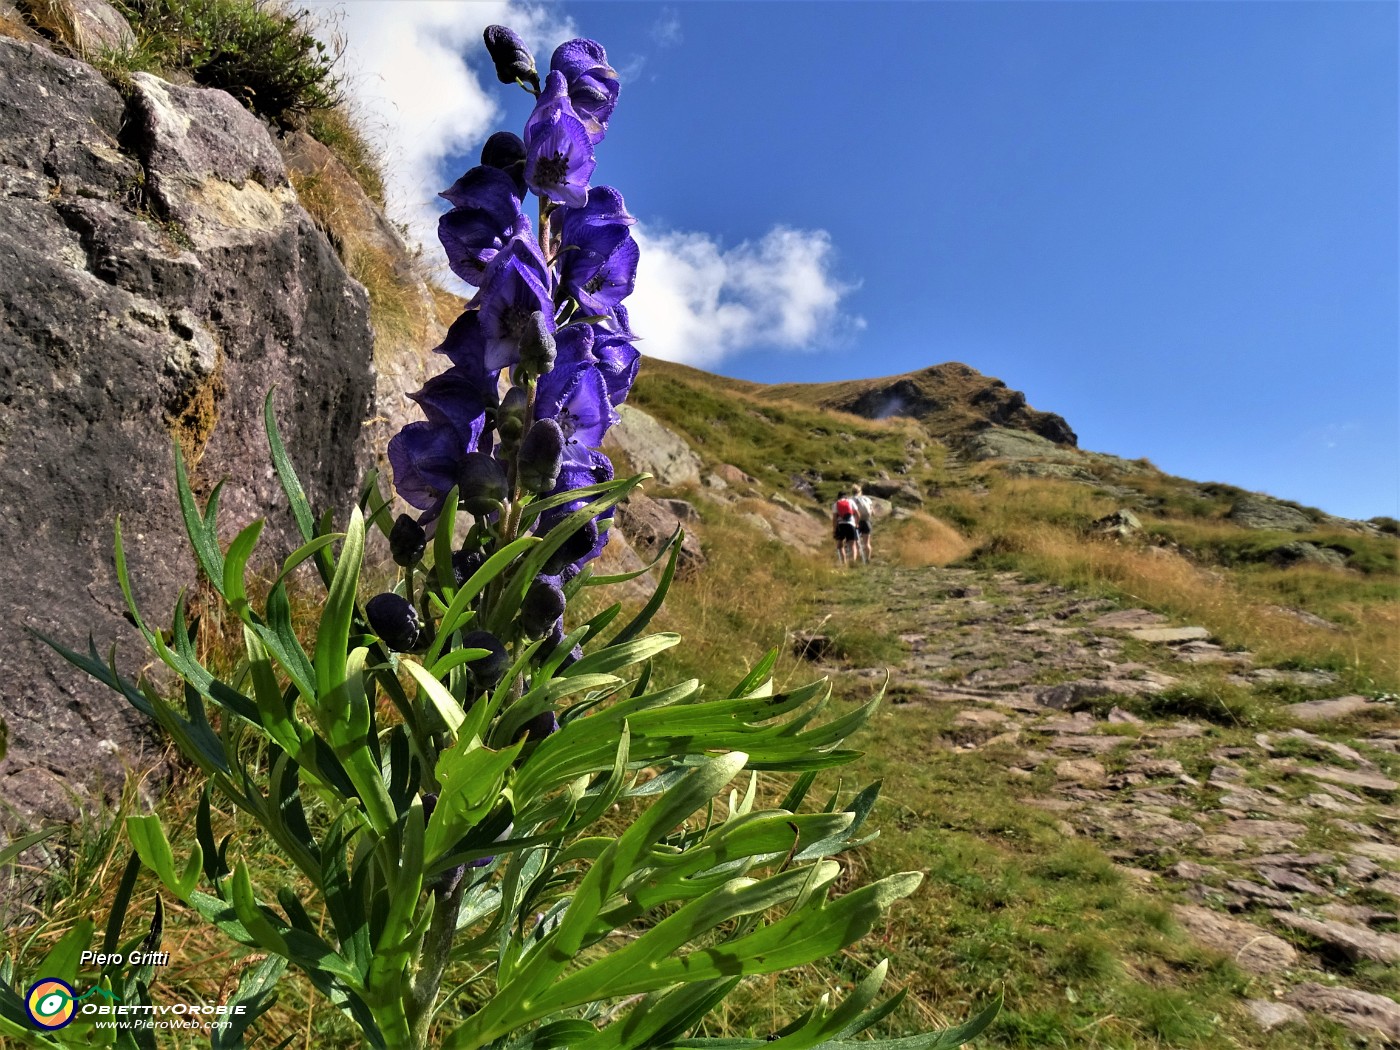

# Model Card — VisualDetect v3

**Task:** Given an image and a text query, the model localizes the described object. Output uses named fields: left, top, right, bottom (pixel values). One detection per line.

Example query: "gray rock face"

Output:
left=604, top=404, right=702, bottom=486
left=613, top=492, right=705, bottom=576
left=1227, top=494, right=1316, bottom=531
left=1285, top=983, right=1400, bottom=1041
left=1171, top=904, right=1299, bottom=974
left=0, top=38, right=375, bottom=823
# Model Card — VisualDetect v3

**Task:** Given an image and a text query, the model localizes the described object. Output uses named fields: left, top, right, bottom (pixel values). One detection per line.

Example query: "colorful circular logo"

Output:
left=26, top=978, right=77, bottom=1030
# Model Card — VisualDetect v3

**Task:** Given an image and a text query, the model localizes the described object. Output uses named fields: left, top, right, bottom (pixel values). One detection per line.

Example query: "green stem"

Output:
left=407, top=879, right=466, bottom=1050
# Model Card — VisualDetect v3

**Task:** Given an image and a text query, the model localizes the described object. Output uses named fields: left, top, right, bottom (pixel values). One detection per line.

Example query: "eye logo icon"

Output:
left=25, top=978, right=77, bottom=1029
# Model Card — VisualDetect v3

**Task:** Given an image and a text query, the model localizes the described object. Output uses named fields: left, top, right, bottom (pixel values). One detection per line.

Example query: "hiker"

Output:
left=831, top=491, right=859, bottom=567
left=852, top=484, right=874, bottom=565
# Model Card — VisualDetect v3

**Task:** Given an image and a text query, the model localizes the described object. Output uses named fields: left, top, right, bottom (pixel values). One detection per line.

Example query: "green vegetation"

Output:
left=106, top=0, right=340, bottom=125
left=630, top=359, right=948, bottom=505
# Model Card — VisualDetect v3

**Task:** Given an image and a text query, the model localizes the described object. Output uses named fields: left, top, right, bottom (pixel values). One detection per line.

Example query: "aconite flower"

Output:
left=366, top=593, right=421, bottom=651
left=523, top=71, right=595, bottom=207
left=550, top=38, right=619, bottom=143
left=559, top=188, right=638, bottom=315
left=388, top=422, right=466, bottom=512
left=475, top=238, right=555, bottom=371
left=483, top=25, right=538, bottom=90
left=438, top=166, right=529, bottom=286
left=535, top=359, right=616, bottom=466
left=590, top=325, right=639, bottom=406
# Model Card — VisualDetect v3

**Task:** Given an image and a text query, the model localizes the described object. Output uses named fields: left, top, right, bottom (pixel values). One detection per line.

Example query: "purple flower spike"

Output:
left=388, top=422, right=466, bottom=512
left=550, top=39, right=619, bottom=144
left=438, top=166, right=529, bottom=286
left=523, top=71, right=596, bottom=207
left=475, top=238, right=555, bottom=371
left=536, top=362, right=616, bottom=465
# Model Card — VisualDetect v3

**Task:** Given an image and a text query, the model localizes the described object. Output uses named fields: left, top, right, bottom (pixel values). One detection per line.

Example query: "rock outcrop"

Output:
left=0, top=37, right=376, bottom=823
left=788, top=363, right=1077, bottom=447
left=604, top=404, right=703, bottom=486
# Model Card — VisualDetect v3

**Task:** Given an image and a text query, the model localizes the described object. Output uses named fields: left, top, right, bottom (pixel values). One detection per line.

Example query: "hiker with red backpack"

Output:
left=832, top=491, right=860, bottom=567
left=852, top=484, right=874, bottom=565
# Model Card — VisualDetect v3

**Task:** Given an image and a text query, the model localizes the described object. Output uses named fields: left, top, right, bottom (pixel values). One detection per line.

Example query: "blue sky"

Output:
left=324, top=1, right=1398, bottom=521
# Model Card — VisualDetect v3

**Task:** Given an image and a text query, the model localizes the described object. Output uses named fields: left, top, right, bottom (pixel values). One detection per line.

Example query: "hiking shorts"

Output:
left=857, top=520, right=871, bottom=535
left=834, top=522, right=858, bottom=543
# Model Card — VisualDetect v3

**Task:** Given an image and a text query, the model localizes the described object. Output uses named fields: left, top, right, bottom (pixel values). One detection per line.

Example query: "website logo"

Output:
left=25, top=979, right=78, bottom=1030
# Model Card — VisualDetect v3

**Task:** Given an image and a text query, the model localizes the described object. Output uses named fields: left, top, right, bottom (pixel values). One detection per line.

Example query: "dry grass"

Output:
left=288, top=164, right=432, bottom=365
left=979, top=521, right=1398, bottom=691
left=886, top=511, right=974, bottom=567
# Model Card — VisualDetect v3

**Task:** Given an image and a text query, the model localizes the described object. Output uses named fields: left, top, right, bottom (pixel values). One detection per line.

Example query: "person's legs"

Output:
left=857, top=522, right=871, bottom=564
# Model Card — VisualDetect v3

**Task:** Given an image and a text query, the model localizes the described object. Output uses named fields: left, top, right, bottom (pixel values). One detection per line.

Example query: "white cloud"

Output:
left=306, top=2, right=861, bottom=365
left=303, top=1, right=575, bottom=252
left=628, top=224, right=864, bottom=366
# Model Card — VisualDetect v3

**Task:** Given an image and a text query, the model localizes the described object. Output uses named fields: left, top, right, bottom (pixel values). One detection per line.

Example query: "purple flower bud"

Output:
left=389, top=513, right=427, bottom=567
left=522, top=709, right=560, bottom=742
left=483, top=25, right=538, bottom=89
left=543, top=517, right=598, bottom=577
left=468, top=820, right=514, bottom=868
left=520, top=577, right=566, bottom=637
left=366, top=593, right=421, bottom=652
left=481, top=132, right=527, bottom=198
left=518, top=310, right=557, bottom=377
left=452, top=548, right=486, bottom=588
left=517, top=419, right=564, bottom=495
left=456, top=452, right=509, bottom=516
left=496, top=386, right=529, bottom=443
left=460, top=629, right=509, bottom=689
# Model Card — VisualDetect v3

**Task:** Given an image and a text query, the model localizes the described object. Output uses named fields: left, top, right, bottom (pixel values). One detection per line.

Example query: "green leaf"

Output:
left=0, top=826, right=61, bottom=868
left=264, top=390, right=317, bottom=547
left=607, top=531, right=681, bottom=647
left=126, top=815, right=201, bottom=902
left=210, top=953, right=289, bottom=1050
left=38, top=918, right=94, bottom=985
left=101, top=853, right=142, bottom=957
left=314, top=505, right=365, bottom=709
left=173, top=441, right=224, bottom=584
left=427, top=532, right=542, bottom=666
left=221, top=519, right=265, bottom=609
left=425, top=738, right=522, bottom=866
left=401, top=658, right=467, bottom=739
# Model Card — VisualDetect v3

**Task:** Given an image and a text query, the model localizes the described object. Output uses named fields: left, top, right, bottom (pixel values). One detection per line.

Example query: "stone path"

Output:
left=809, top=565, right=1400, bottom=1044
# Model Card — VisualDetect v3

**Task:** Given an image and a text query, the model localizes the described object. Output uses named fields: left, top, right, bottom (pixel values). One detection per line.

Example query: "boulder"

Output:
left=713, top=463, right=757, bottom=487
left=61, top=0, right=135, bottom=56
left=604, top=404, right=702, bottom=486
left=0, top=39, right=375, bottom=823
left=612, top=492, right=705, bottom=576
left=1285, top=983, right=1400, bottom=1042
left=1269, top=541, right=1347, bottom=568
left=1227, top=494, right=1315, bottom=531
left=1170, top=904, right=1298, bottom=973
left=1284, top=695, right=1381, bottom=723
left=1091, top=509, right=1142, bottom=538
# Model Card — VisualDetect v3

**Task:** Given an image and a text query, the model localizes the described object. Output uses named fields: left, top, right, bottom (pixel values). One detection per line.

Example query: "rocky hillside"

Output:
left=769, top=360, right=1078, bottom=446
left=0, top=6, right=441, bottom=825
